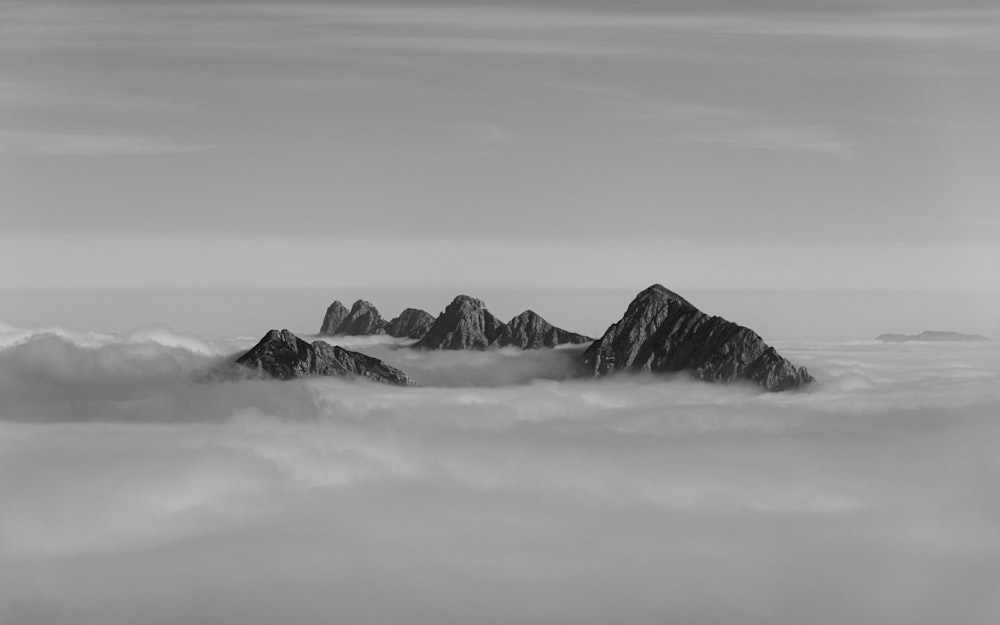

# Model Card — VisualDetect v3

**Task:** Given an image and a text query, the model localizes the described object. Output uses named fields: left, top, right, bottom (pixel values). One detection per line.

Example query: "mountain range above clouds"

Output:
left=224, top=285, right=814, bottom=392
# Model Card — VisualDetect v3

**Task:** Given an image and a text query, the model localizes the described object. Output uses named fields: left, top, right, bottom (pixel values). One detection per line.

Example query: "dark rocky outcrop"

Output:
left=415, top=295, right=507, bottom=350
left=496, top=310, right=592, bottom=349
left=386, top=308, right=435, bottom=339
left=334, top=300, right=387, bottom=336
left=581, top=284, right=812, bottom=392
left=877, top=331, right=990, bottom=343
left=319, top=300, right=349, bottom=336
left=226, top=329, right=413, bottom=385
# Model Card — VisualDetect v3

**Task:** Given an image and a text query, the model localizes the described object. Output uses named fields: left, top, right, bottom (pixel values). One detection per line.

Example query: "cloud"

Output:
left=0, top=130, right=212, bottom=156
left=549, top=82, right=855, bottom=156
left=1, top=326, right=999, bottom=624
left=678, top=125, right=855, bottom=157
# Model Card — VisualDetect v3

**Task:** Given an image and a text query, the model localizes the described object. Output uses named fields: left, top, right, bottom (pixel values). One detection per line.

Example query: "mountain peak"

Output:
left=450, top=294, right=487, bottom=309
left=583, top=287, right=812, bottom=392
left=636, top=284, right=693, bottom=307
left=334, top=300, right=387, bottom=336
left=499, top=310, right=592, bottom=349
left=386, top=308, right=435, bottom=339
left=261, top=328, right=300, bottom=347
left=227, top=329, right=413, bottom=385
left=319, top=301, right=349, bottom=335
left=415, top=295, right=505, bottom=350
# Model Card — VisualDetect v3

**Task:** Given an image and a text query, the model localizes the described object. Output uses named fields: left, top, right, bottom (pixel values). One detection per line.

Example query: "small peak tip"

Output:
left=636, top=284, right=692, bottom=305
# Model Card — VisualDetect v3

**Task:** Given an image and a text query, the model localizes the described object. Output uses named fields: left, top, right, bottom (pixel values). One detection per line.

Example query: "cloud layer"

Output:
left=1, top=323, right=999, bottom=624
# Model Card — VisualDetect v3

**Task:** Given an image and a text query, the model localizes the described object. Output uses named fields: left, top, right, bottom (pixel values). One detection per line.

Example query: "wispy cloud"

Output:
left=0, top=130, right=212, bottom=156
left=556, top=83, right=854, bottom=157
left=6, top=3, right=998, bottom=59
left=678, top=125, right=855, bottom=157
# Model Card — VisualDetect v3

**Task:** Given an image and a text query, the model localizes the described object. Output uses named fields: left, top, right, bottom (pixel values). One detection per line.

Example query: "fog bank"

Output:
left=1, top=323, right=998, bottom=624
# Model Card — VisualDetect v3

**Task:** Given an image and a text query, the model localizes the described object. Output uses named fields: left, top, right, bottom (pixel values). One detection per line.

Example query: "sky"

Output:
left=1, top=0, right=998, bottom=332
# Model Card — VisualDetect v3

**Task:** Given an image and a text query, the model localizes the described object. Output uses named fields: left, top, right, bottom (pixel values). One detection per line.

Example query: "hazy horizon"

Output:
left=2, top=286, right=999, bottom=343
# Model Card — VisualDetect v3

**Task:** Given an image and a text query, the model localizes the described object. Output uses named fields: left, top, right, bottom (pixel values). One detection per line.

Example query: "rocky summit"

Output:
left=333, top=300, right=387, bottom=336
left=318, top=300, right=349, bottom=335
left=581, top=284, right=813, bottom=392
left=229, top=329, right=413, bottom=385
left=496, top=310, right=592, bottom=349
left=415, top=295, right=507, bottom=350
left=386, top=308, right=435, bottom=339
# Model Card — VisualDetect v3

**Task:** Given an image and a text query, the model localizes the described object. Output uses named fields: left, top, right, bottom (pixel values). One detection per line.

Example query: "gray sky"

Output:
left=1, top=0, right=999, bottom=291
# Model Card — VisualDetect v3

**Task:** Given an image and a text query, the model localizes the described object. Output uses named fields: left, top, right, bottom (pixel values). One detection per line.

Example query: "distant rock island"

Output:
left=581, top=284, right=813, bottom=392
left=877, top=331, right=990, bottom=343
left=414, top=295, right=592, bottom=350
left=223, top=329, right=414, bottom=385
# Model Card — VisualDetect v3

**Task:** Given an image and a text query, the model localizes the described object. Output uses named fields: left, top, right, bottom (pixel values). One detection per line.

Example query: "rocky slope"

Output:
left=386, top=308, right=435, bottom=339
left=877, top=331, right=990, bottom=343
left=318, top=300, right=349, bottom=335
left=496, top=310, right=592, bottom=349
left=581, top=284, right=812, bottom=392
left=415, top=295, right=507, bottom=350
left=333, top=300, right=387, bottom=336
left=227, top=329, right=413, bottom=385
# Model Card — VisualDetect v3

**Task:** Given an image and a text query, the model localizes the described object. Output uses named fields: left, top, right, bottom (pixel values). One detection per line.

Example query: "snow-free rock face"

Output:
left=581, top=285, right=813, bottom=392
left=334, top=300, right=387, bottom=336
left=319, top=300, right=349, bottom=335
left=415, top=295, right=507, bottom=350
left=877, top=331, right=990, bottom=343
left=496, top=310, right=592, bottom=349
left=229, top=329, right=413, bottom=385
left=385, top=308, right=435, bottom=339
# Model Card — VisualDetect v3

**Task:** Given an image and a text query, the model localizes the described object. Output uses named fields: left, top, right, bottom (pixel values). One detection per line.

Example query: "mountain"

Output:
left=333, top=299, right=387, bottom=336
left=318, top=300, right=349, bottom=335
left=496, top=310, right=592, bottom=349
left=415, top=295, right=507, bottom=350
left=226, top=329, right=414, bottom=385
left=581, top=284, right=813, bottom=392
left=877, top=331, right=990, bottom=343
left=386, top=308, right=435, bottom=339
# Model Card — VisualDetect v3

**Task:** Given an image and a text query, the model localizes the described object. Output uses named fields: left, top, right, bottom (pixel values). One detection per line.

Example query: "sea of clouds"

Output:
left=1, top=322, right=999, bottom=625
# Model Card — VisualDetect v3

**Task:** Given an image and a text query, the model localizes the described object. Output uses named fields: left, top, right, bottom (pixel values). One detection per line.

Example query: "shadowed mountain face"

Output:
left=415, top=295, right=507, bottom=350
left=877, top=331, right=991, bottom=343
left=386, top=308, right=435, bottom=339
left=581, top=284, right=813, bottom=392
left=497, top=310, right=592, bottom=349
left=319, top=300, right=349, bottom=335
left=228, top=329, right=413, bottom=385
left=333, top=300, right=387, bottom=336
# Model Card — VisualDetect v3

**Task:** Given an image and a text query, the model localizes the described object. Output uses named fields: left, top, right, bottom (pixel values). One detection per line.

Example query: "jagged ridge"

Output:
left=497, top=310, right=592, bottom=349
